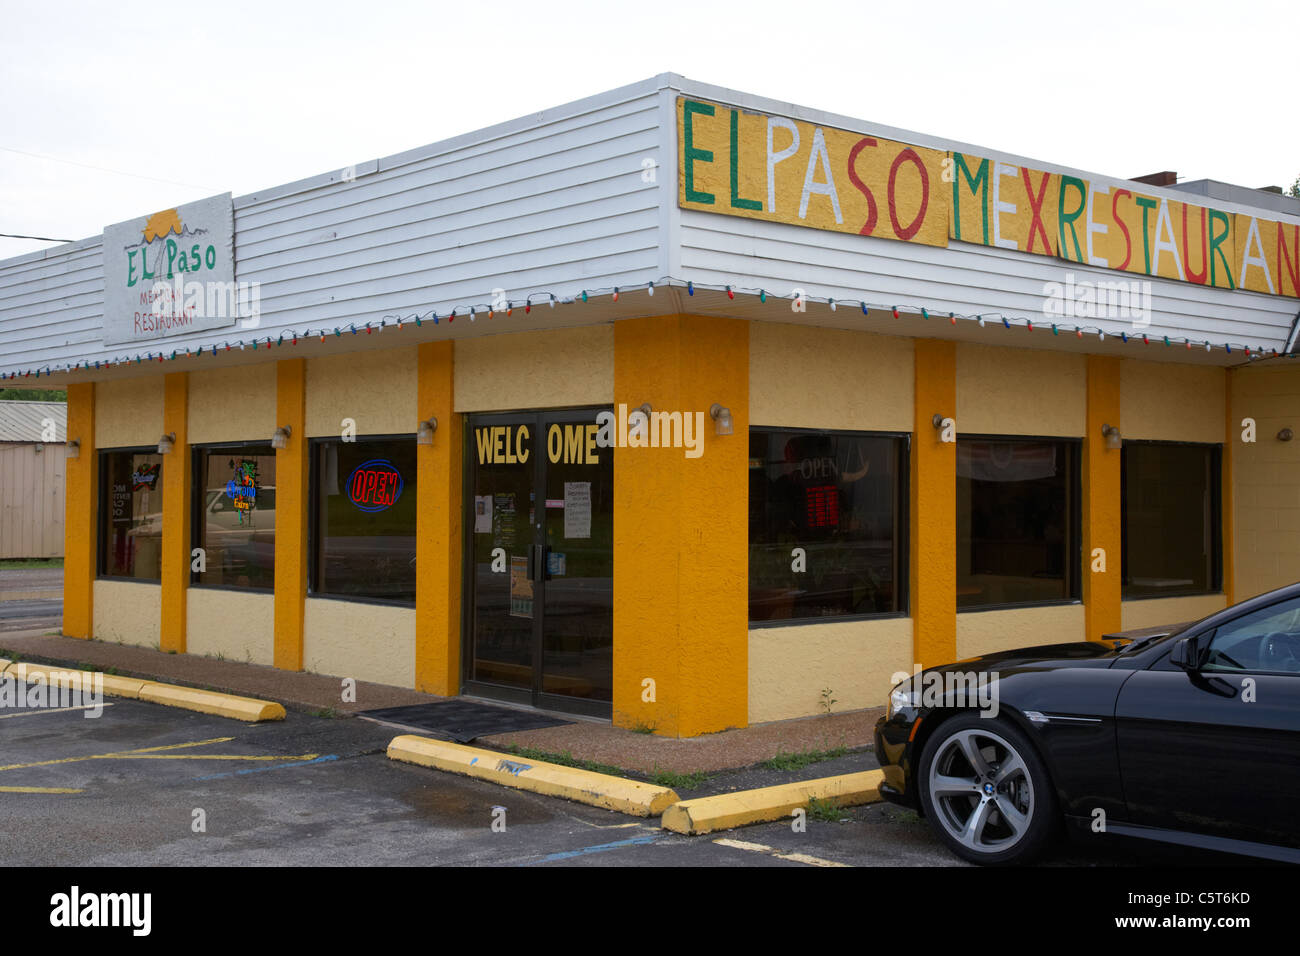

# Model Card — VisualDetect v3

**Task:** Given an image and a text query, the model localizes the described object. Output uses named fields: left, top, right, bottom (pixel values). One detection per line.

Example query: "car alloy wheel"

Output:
left=919, top=715, right=1057, bottom=865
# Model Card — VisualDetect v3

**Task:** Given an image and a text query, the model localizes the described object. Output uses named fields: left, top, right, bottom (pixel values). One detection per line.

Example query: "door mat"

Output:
left=358, top=700, right=574, bottom=743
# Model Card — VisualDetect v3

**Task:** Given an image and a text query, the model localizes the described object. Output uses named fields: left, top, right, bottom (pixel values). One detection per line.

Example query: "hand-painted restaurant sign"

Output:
left=678, top=98, right=1300, bottom=298
left=102, top=193, right=236, bottom=346
left=347, top=459, right=405, bottom=512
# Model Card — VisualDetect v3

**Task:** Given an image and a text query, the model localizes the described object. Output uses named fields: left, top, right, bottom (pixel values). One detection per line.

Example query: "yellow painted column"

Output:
left=62, top=382, right=96, bottom=639
left=415, top=341, right=462, bottom=695
left=911, top=339, right=956, bottom=667
left=273, top=359, right=308, bottom=671
left=1083, top=355, right=1122, bottom=641
left=1222, top=371, right=1235, bottom=605
left=613, top=314, right=748, bottom=737
left=160, top=372, right=190, bottom=653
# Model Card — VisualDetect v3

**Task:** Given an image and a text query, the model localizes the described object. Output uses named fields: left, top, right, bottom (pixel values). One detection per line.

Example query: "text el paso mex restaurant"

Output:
left=2, top=75, right=1299, bottom=736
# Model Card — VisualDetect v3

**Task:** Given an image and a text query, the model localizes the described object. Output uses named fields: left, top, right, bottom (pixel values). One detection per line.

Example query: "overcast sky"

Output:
left=1, top=0, right=1295, bottom=259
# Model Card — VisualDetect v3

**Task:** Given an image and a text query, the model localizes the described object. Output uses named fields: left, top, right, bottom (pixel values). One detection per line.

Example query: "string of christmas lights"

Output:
left=1, top=276, right=1290, bottom=381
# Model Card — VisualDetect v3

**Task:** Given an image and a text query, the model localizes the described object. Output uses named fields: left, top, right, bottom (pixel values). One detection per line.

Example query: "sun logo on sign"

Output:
left=142, top=208, right=183, bottom=242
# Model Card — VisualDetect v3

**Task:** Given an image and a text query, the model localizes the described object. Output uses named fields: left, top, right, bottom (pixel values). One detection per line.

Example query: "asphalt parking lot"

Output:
left=0, top=680, right=1247, bottom=867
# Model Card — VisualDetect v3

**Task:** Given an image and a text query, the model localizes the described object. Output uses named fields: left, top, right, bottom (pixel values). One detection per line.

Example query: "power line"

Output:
left=0, top=232, right=75, bottom=243
left=0, top=145, right=217, bottom=191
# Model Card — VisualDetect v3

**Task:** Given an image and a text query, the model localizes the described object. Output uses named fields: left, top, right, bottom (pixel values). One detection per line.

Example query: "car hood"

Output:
left=936, top=640, right=1121, bottom=673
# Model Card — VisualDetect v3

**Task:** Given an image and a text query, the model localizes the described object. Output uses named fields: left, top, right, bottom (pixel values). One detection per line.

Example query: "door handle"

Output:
left=534, top=544, right=546, bottom=583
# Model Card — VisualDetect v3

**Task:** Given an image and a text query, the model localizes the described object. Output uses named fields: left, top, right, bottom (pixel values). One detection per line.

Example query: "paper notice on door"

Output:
left=509, top=555, right=533, bottom=618
left=474, top=495, right=492, bottom=534
left=563, top=481, right=591, bottom=539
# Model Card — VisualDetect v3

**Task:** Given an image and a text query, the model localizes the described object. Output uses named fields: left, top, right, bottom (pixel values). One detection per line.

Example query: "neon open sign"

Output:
left=347, top=459, right=404, bottom=512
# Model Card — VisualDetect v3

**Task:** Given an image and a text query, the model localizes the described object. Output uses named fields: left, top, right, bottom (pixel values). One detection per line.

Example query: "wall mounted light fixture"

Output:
left=709, top=403, right=733, bottom=436
left=1101, top=423, right=1121, bottom=450
left=417, top=418, right=438, bottom=445
left=636, top=402, right=652, bottom=419
left=1279, top=427, right=1294, bottom=442
left=931, top=414, right=945, bottom=429
left=157, top=432, right=176, bottom=455
left=271, top=425, right=292, bottom=450
left=65, top=439, right=80, bottom=460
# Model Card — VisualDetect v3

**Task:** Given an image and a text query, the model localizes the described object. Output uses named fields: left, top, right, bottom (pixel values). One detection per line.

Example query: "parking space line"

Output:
left=712, top=837, right=849, bottom=868
left=0, top=736, right=236, bottom=773
left=110, top=752, right=320, bottom=762
left=194, top=754, right=339, bottom=780
left=0, top=786, right=85, bottom=794
left=0, top=703, right=115, bottom=720
left=521, top=833, right=665, bottom=865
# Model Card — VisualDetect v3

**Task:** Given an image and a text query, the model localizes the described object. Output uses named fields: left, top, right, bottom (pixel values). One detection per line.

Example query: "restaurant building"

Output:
left=2, top=74, right=1299, bottom=736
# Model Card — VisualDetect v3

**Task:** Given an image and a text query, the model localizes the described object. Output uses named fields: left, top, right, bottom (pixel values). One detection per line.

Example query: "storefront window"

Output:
left=749, top=428, right=905, bottom=623
left=192, top=445, right=276, bottom=589
left=1122, top=441, right=1221, bottom=598
left=311, top=437, right=417, bottom=604
left=957, top=437, right=1079, bottom=609
left=98, top=450, right=164, bottom=580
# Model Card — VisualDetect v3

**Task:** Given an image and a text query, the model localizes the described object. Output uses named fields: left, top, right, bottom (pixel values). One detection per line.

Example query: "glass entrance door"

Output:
left=464, top=408, right=612, bottom=717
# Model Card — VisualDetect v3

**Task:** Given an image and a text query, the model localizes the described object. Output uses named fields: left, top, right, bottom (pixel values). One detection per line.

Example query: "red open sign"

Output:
left=347, top=459, right=404, bottom=512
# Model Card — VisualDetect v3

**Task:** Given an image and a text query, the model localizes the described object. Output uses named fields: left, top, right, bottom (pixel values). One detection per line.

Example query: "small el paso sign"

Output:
left=347, top=459, right=404, bottom=513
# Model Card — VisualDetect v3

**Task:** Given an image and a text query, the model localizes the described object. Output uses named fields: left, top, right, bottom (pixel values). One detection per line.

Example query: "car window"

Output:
left=1203, top=595, right=1300, bottom=674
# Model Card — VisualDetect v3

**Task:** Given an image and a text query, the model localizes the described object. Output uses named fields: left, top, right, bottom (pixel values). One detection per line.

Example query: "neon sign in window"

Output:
left=804, top=483, right=840, bottom=529
left=346, top=459, right=405, bottom=513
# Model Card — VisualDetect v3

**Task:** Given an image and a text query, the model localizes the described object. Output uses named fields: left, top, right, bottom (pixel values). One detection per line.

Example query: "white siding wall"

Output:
left=0, top=79, right=666, bottom=374
left=677, top=209, right=1299, bottom=351
left=2, top=73, right=1298, bottom=373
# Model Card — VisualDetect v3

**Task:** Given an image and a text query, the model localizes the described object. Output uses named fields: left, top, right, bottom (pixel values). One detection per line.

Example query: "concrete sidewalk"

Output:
left=0, top=630, right=882, bottom=775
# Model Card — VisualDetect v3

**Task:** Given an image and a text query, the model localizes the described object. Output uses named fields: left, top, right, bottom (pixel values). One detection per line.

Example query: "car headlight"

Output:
left=888, top=681, right=920, bottom=719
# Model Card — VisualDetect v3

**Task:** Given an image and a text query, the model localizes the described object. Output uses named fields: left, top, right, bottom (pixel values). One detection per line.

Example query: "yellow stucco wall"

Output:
left=188, top=364, right=276, bottom=444
left=613, top=315, right=748, bottom=736
left=1121, top=594, right=1226, bottom=630
left=912, top=339, right=957, bottom=668
left=303, top=598, right=416, bottom=688
left=415, top=341, right=462, bottom=696
left=1231, top=362, right=1300, bottom=600
left=957, top=343, right=1085, bottom=436
left=160, top=373, right=190, bottom=653
left=92, top=579, right=160, bottom=647
left=63, top=382, right=95, bottom=639
left=186, top=588, right=274, bottom=664
left=957, top=604, right=1086, bottom=658
left=1120, top=360, right=1225, bottom=442
left=95, top=376, right=163, bottom=449
left=749, top=322, right=912, bottom=430
left=275, top=360, right=308, bottom=671
left=748, top=618, right=912, bottom=723
left=454, top=326, right=613, bottom=412
left=305, top=347, right=417, bottom=438
left=1083, top=356, right=1123, bottom=641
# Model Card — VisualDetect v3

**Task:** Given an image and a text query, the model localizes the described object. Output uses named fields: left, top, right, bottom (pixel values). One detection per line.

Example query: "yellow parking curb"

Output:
left=387, top=735, right=680, bottom=817
left=4, top=662, right=283, bottom=722
left=661, top=769, right=884, bottom=835
left=137, top=683, right=285, bottom=722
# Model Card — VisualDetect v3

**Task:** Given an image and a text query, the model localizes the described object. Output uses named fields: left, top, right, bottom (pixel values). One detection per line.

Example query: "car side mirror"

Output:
left=1170, top=635, right=1201, bottom=670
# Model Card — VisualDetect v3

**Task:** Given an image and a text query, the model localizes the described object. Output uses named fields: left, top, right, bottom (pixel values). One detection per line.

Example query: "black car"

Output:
left=875, top=582, right=1300, bottom=865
